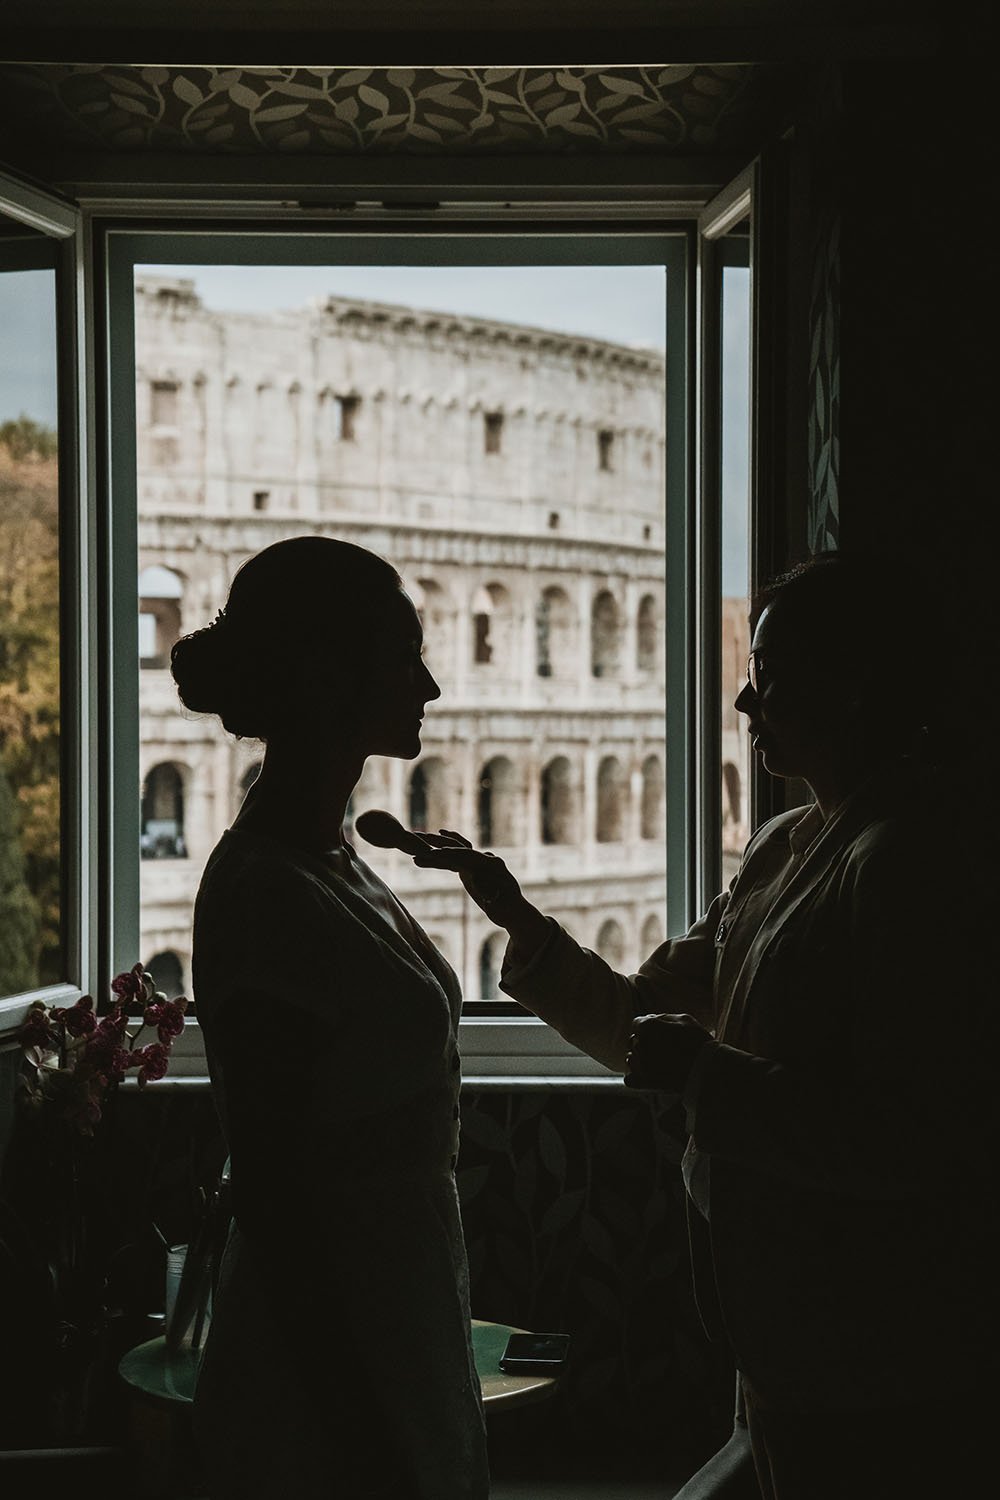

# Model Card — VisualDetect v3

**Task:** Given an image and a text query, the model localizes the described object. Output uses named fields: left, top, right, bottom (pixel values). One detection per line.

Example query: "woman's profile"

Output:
left=170, top=536, right=489, bottom=1500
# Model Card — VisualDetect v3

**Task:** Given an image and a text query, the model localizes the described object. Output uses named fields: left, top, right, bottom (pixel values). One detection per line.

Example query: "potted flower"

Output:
left=0, top=965, right=188, bottom=1445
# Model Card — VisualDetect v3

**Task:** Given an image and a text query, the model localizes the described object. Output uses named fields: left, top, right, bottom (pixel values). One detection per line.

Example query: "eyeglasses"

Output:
left=746, top=650, right=773, bottom=694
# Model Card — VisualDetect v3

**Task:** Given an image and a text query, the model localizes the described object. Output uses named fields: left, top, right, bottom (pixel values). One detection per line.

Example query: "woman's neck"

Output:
left=234, top=737, right=364, bottom=854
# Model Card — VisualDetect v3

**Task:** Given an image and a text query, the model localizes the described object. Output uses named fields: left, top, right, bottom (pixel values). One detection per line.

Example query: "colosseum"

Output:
left=135, top=273, right=696, bottom=1006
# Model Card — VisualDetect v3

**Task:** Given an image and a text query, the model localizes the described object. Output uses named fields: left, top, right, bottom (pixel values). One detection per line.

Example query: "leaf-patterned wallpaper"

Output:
left=0, top=62, right=771, bottom=156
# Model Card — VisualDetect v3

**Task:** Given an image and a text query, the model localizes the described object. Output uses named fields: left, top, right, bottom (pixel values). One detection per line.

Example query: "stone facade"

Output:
left=136, top=274, right=672, bottom=1004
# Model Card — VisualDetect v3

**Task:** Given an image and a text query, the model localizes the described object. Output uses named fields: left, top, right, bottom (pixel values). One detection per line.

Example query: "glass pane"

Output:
left=721, top=262, right=751, bottom=888
left=133, top=262, right=668, bottom=1004
left=0, top=248, right=62, bottom=996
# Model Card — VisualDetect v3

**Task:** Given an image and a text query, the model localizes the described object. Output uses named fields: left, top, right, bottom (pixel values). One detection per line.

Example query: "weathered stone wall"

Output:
left=135, top=276, right=668, bottom=1004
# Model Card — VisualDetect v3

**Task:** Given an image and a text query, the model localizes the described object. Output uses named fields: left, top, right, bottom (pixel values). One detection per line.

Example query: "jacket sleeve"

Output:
left=688, top=827, right=998, bottom=1199
left=499, top=892, right=727, bottom=1071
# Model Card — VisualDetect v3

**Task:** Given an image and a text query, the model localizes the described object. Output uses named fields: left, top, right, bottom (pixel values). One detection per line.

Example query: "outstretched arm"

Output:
left=411, top=829, right=720, bottom=1073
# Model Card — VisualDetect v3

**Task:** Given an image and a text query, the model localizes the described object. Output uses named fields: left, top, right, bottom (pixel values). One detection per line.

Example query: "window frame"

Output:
left=0, top=172, right=95, bottom=1043
left=92, top=208, right=707, bottom=1081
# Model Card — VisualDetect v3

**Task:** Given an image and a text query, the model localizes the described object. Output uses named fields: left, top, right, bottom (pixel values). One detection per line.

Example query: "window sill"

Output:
left=132, top=1015, right=621, bottom=1085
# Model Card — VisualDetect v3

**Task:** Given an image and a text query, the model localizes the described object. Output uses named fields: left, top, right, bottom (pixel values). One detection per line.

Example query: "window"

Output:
left=151, top=379, right=179, bottom=426
left=536, top=586, right=574, bottom=680
left=637, top=593, right=658, bottom=672
left=479, top=932, right=506, bottom=1000
left=336, top=394, right=360, bottom=442
left=540, top=757, right=574, bottom=844
left=596, top=755, right=626, bottom=843
left=478, top=756, right=517, bottom=848
left=591, top=591, right=621, bottom=678
left=640, top=755, right=664, bottom=840
left=0, top=178, right=80, bottom=1014
left=105, top=226, right=692, bottom=1077
left=598, top=428, right=615, bottom=471
left=408, top=756, right=448, bottom=833
left=596, top=918, right=625, bottom=966
left=252, top=489, right=269, bottom=512
left=140, top=763, right=187, bottom=860
left=483, top=411, right=503, bottom=454
left=138, top=564, right=183, bottom=668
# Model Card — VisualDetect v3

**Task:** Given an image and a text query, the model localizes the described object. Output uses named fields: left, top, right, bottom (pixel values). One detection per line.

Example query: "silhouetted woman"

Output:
left=171, top=536, right=488, bottom=1500
left=411, top=553, right=997, bottom=1500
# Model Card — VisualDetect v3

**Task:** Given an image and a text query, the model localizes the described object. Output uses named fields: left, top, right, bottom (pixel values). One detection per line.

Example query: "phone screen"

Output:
left=499, top=1333, right=570, bottom=1371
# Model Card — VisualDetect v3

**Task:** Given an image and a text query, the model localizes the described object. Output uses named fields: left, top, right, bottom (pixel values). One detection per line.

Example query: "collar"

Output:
left=787, top=802, right=825, bottom=855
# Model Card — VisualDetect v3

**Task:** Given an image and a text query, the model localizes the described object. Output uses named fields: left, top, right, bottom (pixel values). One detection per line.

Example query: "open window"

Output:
left=94, top=216, right=718, bottom=1077
left=0, top=172, right=89, bottom=1040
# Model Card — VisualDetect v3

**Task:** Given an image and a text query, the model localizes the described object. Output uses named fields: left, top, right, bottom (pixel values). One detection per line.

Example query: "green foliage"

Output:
left=0, top=414, right=58, bottom=462
left=0, top=758, right=39, bottom=994
left=0, top=436, right=60, bottom=993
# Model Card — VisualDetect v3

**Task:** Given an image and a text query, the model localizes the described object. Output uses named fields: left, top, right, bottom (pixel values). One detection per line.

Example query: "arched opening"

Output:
left=408, top=577, right=453, bottom=678
left=596, top=918, right=625, bottom=967
left=138, top=564, right=183, bottom=668
left=479, top=932, right=506, bottom=999
left=408, top=756, right=448, bottom=833
left=540, top=756, right=573, bottom=845
left=641, top=913, right=665, bottom=952
left=535, top=585, right=574, bottom=678
left=637, top=593, right=659, bottom=672
left=723, top=761, right=742, bottom=829
left=591, top=590, right=621, bottom=678
left=478, top=756, right=516, bottom=847
left=240, top=762, right=262, bottom=795
left=471, top=583, right=511, bottom=668
left=596, top=756, right=625, bottom=843
left=641, top=755, right=664, bottom=840
left=145, top=949, right=185, bottom=1000
left=141, top=763, right=186, bottom=859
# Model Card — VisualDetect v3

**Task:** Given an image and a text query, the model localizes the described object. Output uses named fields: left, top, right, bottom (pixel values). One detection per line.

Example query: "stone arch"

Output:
left=723, top=761, right=743, bottom=829
left=409, top=576, right=454, bottom=679
left=478, top=755, right=517, bottom=847
left=145, top=949, right=185, bottom=1000
left=408, top=756, right=449, bottom=833
left=640, top=754, right=664, bottom=840
left=596, top=755, right=626, bottom=843
left=641, top=912, right=665, bottom=952
left=138, top=564, right=184, bottom=668
left=596, top=918, right=625, bottom=967
left=637, top=593, right=659, bottom=672
left=536, top=585, right=574, bottom=678
left=141, top=762, right=188, bottom=859
left=591, top=590, right=621, bottom=678
left=479, top=931, right=507, bottom=999
left=471, top=582, right=513, bottom=668
left=540, top=756, right=574, bottom=845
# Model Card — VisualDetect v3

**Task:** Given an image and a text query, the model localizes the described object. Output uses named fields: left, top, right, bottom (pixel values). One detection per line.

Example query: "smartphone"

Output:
left=498, top=1332, right=571, bottom=1374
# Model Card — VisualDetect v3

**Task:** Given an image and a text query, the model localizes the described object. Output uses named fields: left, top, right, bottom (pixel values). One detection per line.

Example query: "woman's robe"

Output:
left=191, top=825, right=489, bottom=1499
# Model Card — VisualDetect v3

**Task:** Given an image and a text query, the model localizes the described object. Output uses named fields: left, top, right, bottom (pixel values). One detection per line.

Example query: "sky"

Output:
left=0, top=269, right=59, bottom=428
left=0, top=258, right=749, bottom=594
left=137, top=262, right=668, bottom=349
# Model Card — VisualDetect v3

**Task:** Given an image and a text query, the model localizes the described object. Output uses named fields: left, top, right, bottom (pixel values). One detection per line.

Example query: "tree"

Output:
left=0, top=428, right=60, bottom=991
left=0, top=757, right=39, bottom=995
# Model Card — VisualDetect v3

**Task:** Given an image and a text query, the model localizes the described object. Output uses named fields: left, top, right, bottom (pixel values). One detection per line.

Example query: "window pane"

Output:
left=0, top=259, right=62, bottom=996
left=721, top=263, right=751, bottom=887
left=134, top=262, right=667, bottom=1005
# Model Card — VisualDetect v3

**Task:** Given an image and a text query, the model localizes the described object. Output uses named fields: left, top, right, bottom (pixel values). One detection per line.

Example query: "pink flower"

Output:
left=111, top=964, right=153, bottom=1014
left=61, top=995, right=97, bottom=1038
left=155, top=1001, right=186, bottom=1043
left=18, top=1004, right=59, bottom=1051
left=135, top=1041, right=170, bottom=1088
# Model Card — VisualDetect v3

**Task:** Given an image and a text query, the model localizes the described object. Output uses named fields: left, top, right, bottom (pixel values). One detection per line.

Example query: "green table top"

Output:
left=119, top=1319, right=556, bottom=1410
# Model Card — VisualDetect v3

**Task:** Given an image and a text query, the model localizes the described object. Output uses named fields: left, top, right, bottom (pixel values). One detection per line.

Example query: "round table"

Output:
left=119, top=1317, right=557, bottom=1411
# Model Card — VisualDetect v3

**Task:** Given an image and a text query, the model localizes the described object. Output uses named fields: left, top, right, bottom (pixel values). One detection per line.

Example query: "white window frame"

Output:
left=98, top=219, right=695, bottom=1082
left=0, top=172, right=96, bottom=1044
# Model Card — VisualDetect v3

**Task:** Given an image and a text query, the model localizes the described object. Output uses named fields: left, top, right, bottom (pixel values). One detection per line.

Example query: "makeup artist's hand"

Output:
left=624, top=1012, right=713, bottom=1093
